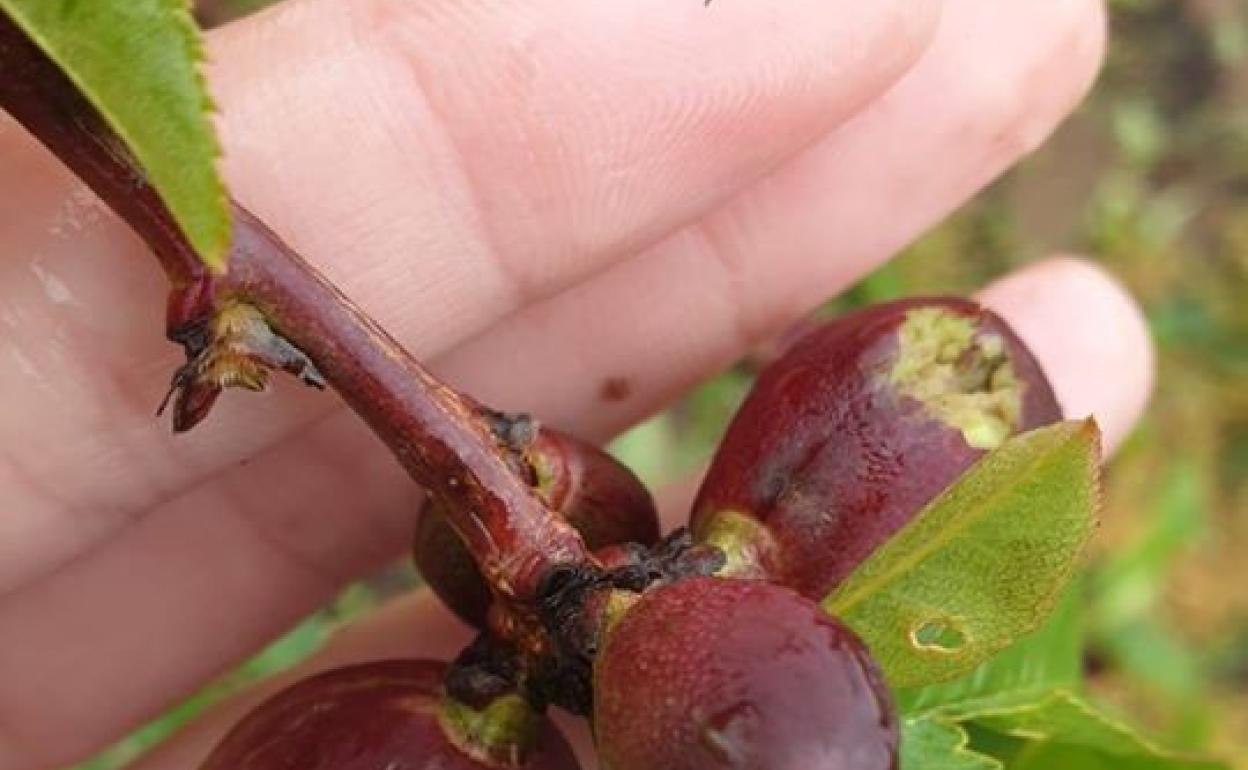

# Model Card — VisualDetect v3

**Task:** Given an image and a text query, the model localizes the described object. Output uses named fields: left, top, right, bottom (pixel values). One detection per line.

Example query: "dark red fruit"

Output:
left=416, top=429, right=660, bottom=627
left=199, top=660, right=580, bottom=770
left=594, top=577, right=896, bottom=770
left=692, top=297, right=1061, bottom=599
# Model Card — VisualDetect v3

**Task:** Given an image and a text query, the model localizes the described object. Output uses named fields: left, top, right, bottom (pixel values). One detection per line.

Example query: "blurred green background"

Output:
left=77, top=0, right=1248, bottom=767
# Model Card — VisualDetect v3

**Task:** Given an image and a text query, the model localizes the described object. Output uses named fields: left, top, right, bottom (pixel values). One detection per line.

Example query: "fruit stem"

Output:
left=225, top=207, right=591, bottom=599
left=0, top=9, right=589, bottom=603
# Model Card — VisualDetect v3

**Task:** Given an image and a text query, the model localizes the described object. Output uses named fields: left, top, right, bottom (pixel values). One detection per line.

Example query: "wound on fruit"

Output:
left=691, top=297, right=1061, bottom=600
left=887, top=307, right=1020, bottom=450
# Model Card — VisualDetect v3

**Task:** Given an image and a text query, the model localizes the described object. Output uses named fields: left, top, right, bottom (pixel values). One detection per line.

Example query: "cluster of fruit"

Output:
left=200, top=296, right=1060, bottom=770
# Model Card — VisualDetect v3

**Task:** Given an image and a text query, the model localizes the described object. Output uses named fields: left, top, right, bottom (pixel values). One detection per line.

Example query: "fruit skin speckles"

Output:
left=692, top=297, right=1061, bottom=599
left=593, top=577, right=897, bottom=770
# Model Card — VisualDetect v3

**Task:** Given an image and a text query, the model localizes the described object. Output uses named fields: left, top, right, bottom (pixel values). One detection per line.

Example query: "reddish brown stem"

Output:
left=0, top=9, right=588, bottom=603
left=224, top=208, right=590, bottom=599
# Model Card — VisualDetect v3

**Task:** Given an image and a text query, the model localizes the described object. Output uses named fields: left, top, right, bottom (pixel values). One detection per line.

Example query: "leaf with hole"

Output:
left=824, top=420, right=1101, bottom=689
left=0, top=0, right=229, bottom=268
left=898, top=581, right=1083, bottom=716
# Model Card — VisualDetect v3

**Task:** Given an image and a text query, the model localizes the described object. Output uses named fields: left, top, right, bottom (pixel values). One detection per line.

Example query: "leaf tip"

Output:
left=1076, top=416, right=1103, bottom=452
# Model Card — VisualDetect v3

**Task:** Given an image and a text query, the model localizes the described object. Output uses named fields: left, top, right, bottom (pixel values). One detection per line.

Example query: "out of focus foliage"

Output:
left=76, top=0, right=1248, bottom=768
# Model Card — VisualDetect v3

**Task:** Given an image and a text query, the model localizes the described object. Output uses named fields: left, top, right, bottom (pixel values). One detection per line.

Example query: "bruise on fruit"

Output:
left=888, top=307, right=1021, bottom=450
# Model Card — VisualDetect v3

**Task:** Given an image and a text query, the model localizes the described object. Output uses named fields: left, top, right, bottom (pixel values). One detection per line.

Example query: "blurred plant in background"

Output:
left=77, top=0, right=1248, bottom=767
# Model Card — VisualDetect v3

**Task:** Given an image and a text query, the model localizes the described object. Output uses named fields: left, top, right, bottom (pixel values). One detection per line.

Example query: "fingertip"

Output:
left=1049, top=0, right=1108, bottom=124
left=977, top=255, right=1155, bottom=455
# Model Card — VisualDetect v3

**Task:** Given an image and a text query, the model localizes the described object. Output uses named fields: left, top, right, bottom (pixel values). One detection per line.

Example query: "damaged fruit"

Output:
left=691, top=298, right=1061, bottom=599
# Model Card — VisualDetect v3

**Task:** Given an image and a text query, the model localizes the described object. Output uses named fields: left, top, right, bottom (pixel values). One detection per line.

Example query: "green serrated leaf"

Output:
left=999, top=742, right=1224, bottom=770
left=967, top=692, right=1228, bottom=770
left=1, top=0, right=230, bottom=268
left=976, top=691, right=1162, bottom=755
left=824, top=420, right=1101, bottom=689
left=902, top=717, right=1002, bottom=770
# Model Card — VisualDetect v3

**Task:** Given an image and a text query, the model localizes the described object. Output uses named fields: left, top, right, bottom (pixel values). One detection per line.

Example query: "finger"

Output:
left=126, top=251, right=1157, bottom=770
left=0, top=0, right=938, bottom=593
left=428, top=0, right=1111, bottom=439
left=978, top=256, right=1154, bottom=451
left=0, top=1, right=1102, bottom=765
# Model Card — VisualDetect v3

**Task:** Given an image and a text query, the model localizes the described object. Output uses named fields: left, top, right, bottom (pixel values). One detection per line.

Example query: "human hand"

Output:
left=0, top=0, right=1148, bottom=768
